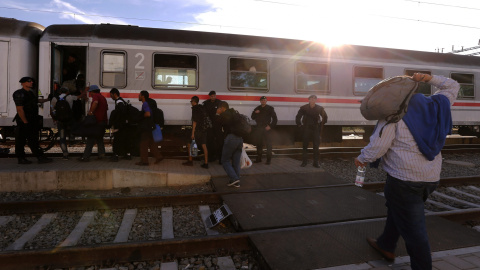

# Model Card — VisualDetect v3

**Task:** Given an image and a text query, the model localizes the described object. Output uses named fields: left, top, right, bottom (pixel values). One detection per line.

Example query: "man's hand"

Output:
left=354, top=158, right=366, bottom=168
left=411, top=73, right=432, bottom=83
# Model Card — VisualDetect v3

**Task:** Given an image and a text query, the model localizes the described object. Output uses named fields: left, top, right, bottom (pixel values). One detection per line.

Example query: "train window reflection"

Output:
left=101, top=51, right=126, bottom=88
left=229, top=57, right=268, bottom=91
left=295, top=62, right=329, bottom=92
left=405, top=69, right=432, bottom=96
left=153, top=53, right=198, bottom=90
left=354, top=66, right=383, bottom=95
left=451, top=73, right=474, bottom=99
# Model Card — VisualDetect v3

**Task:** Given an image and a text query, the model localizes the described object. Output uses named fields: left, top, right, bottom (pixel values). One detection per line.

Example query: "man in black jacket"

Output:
left=251, top=96, right=277, bottom=164
left=109, top=88, right=134, bottom=161
left=12, top=77, right=52, bottom=164
left=202, top=91, right=223, bottom=163
left=295, top=95, right=328, bottom=168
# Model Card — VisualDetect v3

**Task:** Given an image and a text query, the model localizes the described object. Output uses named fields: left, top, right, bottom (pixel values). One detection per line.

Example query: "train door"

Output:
left=0, top=41, right=8, bottom=114
left=50, top=44, right=87, bottom=94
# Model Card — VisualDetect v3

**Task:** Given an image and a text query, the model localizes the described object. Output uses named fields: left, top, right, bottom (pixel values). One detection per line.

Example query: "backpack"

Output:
left=231, top=110, right=251, bottom=138
left=54, top=96, right=73, bottom=122
left=360, top=76, right=418, bottom=135
left=152, top=107, right=164, bottom=127
left=200, top=105, right=212, bottom=132
left=118, top=98, right=142, bottom=125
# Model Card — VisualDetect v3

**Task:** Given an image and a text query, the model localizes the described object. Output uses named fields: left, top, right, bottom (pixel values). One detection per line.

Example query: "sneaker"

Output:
left=38, top=156, right=53, bottom=164
left=62, top=156, right=69, bottom=160
left=300, top=161, right=307, bottom=167
left=18, top=158, right=32, bottom=165
left=182, top=160, right=193, bottom=166
left=228, top=179, right=240, bottom=187
left=201, top=163, right=209, bottom=169
left=313, top=163, right=320, bottom=168
left=232, top=182, right=240, bottom=188
left=78, top=157, right=90, bottom=162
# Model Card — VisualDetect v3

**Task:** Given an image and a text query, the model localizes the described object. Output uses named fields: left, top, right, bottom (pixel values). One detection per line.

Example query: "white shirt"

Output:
left=357, top=75, right=459, bottom=182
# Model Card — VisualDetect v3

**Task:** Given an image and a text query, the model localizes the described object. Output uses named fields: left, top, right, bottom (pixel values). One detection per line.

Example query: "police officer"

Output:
left=202, top=90, right=223, bottom=162
left=251, top=96, right=277, bottom=164
left=13, top=77, right=53, bottom=164
left=295, top=95, right=328, bottom=168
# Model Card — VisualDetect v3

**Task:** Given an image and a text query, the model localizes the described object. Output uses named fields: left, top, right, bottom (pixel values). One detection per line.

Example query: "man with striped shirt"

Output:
left=355, top=73, right=459, bottom=270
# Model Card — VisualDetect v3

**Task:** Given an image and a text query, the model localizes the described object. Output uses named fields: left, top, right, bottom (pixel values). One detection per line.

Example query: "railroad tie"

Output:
left=217, top=256, right=236, bottom=270
left=432, top=191, right=480, bottom=208
left=5, top=213, right=57, bottom=251
left=0, top=216, right=14, bottom=227
left=59, top=211, right=97, bottom=247
left=161, top=207, right=174, bottom=239
left=114, top=209, right=137, bottom=243
left=199, top=205, right=219, bottom=235
left=160, top=261, right=178, bottom=270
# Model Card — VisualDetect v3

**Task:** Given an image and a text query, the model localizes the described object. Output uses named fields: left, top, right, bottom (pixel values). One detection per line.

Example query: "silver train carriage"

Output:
left=0, top=18, right=44, bottom=140
left=3, top=17, right=480, bottom=143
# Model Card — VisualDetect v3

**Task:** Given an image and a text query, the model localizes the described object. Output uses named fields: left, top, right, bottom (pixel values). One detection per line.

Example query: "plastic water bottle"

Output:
left=191, top=139, right=198, bottom=157
left=355, top=166, right=366, bottom=187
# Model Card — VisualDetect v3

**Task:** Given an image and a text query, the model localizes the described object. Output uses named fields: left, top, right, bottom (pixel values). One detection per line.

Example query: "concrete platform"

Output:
left=0, top=157, right=322, bottom=192
left=249, top=216, right=480, bottom=270
left=223, top=186, right=386, bottom=231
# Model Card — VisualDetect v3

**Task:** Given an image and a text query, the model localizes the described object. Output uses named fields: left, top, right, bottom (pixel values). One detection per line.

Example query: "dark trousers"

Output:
left=113, top=126, right=135, bottom=157
left=255, top=126, right=273, bottom=161
left=58, top=120, right=73, bottom=157
left=82, top=123, right=106, bottom=159
left=302, top=125, right=320, bottom=163
left=15, top=121, right=43, bottom=160
left=377, top=175, right=438, bottom=270
left=206, top=124, right=224, bottom=161
left=139, top=130, right=162, bottom=163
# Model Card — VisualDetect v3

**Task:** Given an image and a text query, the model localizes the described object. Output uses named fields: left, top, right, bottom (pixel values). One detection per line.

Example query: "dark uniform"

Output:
left=295, top=103, right=328, bottom=166
left=202, top=98, right=223, bottom=161
left=251, top=104, right=277, bottom=163
left=110, top=98, right=135, bottom=160
left=12, top=88, right=49, bottom=163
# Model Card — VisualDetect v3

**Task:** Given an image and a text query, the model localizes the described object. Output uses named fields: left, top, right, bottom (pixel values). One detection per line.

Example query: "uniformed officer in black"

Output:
left=13, top=77, right=53, bottom=164
left=295, top=95, right=328, bottom=168
left=202, top=91, right=223, bottom=163
left=251, top=96, right=277, bottom=164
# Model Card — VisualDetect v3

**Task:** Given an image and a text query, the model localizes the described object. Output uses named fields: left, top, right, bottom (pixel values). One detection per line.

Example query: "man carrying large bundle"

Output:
left=355, top=73, right=459, bottom=270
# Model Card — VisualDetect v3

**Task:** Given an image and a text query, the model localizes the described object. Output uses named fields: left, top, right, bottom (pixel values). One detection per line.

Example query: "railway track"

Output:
left=0, top=177, right=479, bottom=269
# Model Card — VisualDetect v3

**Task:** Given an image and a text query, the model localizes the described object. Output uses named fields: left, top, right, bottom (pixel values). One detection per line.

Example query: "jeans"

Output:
left=82, top=123, right=106, bottom=159
left=58, top=120, right=73, bottom=157
left=221, top=134, right=243, bottom=182
left=377, top=175, right=438, bottom=270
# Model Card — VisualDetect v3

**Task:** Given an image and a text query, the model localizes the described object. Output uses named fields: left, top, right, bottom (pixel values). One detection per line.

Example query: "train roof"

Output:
left=42, top=23, right=480, bottom=68
left=0, top=17, right=44, bottom=43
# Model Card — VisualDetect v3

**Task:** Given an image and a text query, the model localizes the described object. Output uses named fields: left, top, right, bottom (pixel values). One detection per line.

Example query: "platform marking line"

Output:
left=6, top=213, right=57, bottom=251
left=114, top=209, right=137, bottom=243
left=162, top=207, right=174, bottom=239
left=199, top=205, right=219, bottom=236
left=59, top=211, right=97, bottom=247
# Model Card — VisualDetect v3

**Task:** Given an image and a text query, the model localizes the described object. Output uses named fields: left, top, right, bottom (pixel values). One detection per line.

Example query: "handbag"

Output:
left=152, top=124, right=163, bottom=143
left=240, top=148, right=252, bottom=169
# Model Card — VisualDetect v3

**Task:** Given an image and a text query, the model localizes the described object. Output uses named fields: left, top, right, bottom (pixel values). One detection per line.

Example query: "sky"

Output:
left=1, top=0, right=480, bottom=54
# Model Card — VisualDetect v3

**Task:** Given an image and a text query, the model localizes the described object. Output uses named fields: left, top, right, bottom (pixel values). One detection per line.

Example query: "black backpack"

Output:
left=231, top=110, right=251, bottom=138
left=152, top=107, right=164, bottom=127
left=54, top=96, right=73, bottom=122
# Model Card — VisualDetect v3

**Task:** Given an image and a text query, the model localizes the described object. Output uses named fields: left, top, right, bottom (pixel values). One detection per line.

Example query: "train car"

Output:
left=31, top=23, right=480, bottom=143
left=0, top=17, right=45, bottom=140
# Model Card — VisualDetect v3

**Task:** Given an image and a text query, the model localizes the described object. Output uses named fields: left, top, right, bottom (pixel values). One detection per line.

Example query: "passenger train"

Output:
left=1, top=16, right=480, bottom=145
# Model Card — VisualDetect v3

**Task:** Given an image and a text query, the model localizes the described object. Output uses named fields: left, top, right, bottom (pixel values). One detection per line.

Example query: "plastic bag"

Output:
left=152, top=124, right=163, bottom=143
left=240, top=148, right=252, bottom=169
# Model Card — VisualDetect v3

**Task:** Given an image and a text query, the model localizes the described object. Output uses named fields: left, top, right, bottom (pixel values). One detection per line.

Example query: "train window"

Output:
left=405, top=69, right=432, bottom=96
left=101, top=51, right=126, bottom=88
left=353, top=66, right=383, bottom=95
left=153, top=54, right=197, bottom=89
left=295, top=62, right=329, bottom=92
left=451, top=73, right=474, bottom=99
left=229, top=58, right=268, bottom=91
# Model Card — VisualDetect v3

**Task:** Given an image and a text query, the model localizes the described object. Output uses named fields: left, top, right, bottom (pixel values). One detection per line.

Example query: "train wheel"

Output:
left=38, top=127, right=58, bottom=152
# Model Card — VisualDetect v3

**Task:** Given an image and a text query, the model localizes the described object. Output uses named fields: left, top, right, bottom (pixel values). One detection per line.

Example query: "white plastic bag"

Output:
left=240, top=148, right=252, bottom=169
